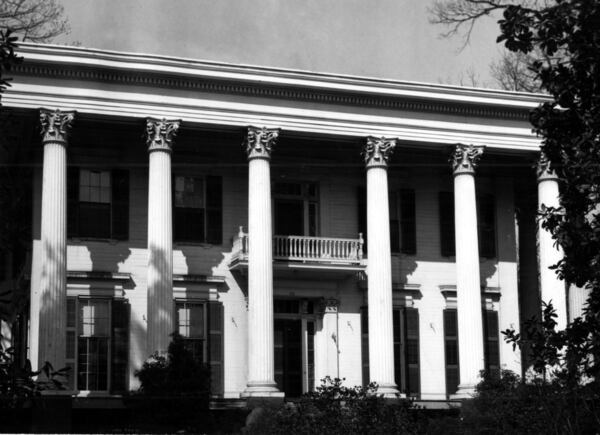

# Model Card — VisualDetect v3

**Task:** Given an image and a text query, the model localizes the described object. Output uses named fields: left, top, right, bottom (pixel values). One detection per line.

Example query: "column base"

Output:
left=373, top=383, right=403, bottom=399
left=450, top=383, right=476, bottom=400
left=241, top=381, right=284, bottom=399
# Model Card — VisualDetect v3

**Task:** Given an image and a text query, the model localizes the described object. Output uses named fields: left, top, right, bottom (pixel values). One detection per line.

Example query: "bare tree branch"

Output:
left=490, top=50, right=541, bottom=92
left=0, top=0, right=69, bottom=43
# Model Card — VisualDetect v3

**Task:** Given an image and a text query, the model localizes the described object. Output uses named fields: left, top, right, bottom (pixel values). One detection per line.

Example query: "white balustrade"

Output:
left=231, top=229, right=364, bottom=265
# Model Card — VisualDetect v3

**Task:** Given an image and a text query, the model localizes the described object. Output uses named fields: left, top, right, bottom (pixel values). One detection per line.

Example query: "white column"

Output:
left=145, top=118, right=179, bottom=355
left=37, top=108, right=75, bottom=370
left=537, top=153, right=568, bottom=330
left=242, top=126, right=283, bottom=399
left=568, top=284, right=590, bottom=322
left=364, top=136, right=400, bottom=397
left=451, top=144, right=485, bottom=398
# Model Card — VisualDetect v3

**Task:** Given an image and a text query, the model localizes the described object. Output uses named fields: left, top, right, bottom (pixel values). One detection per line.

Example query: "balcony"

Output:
left=229, top=227, right=365, bottom=274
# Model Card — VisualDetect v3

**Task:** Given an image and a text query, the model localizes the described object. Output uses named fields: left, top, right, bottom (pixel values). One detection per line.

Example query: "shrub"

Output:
left=461, top=370, right=600, bottom=435
left=245, top=377, right=424, bottom=435
left=130, top=333, right=213, bottom=432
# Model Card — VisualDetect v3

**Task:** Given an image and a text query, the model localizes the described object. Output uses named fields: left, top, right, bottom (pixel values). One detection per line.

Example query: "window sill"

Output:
left=174, top=241, right=219, bottom=248
left=68, top=237, right=125, bottom=245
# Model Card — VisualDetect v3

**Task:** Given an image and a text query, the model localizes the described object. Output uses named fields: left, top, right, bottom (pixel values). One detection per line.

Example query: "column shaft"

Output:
left=38, top=142, right=67, bottom=369
left=538, top=177, right=568, bottom=329
left=366, top=166, right=398, bottom=395
left=147, top=150, right=173, bottom=354
left=454, top=172, right=485, bottom=396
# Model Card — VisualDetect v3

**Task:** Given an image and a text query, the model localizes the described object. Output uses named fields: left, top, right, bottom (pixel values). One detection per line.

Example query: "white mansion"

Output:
left=1, top=42, right=587, bottom=404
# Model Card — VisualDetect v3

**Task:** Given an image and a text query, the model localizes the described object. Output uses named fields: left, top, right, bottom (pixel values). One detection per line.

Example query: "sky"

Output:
left=54, top=0, right=506, bottom=88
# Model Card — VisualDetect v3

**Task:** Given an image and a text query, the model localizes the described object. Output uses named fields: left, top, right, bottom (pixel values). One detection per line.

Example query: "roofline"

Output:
left=14, top=42, right=549, bottom=110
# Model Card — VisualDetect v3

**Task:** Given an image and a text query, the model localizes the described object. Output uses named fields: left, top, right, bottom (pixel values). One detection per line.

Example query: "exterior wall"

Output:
left=29, top=152, right=523, bottom=398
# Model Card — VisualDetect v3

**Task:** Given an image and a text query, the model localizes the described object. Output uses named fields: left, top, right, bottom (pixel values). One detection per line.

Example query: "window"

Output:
left=393, top=307, right=420, bottom=397
left=174, top=300, right=224, bottom=395
left=361, top=306, right=420, bottom=397
left=438, top=191, right=496, bottom=258
left=443, top=309, right=459, bottom=397
left=390, top=189, right=417, bottom=255
left=173, top=175, right=222, bottom=244
left=273, top=182, right=318, bottom=236
left=67, top=168, right=129, bottom=240
left=175, top=301, right=206, bottom=363
left=65, top=297, right=129, bottom=392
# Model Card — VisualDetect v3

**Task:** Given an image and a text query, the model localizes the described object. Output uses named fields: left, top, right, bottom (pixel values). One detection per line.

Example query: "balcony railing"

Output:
left=231, top=227, right=364, bottom=266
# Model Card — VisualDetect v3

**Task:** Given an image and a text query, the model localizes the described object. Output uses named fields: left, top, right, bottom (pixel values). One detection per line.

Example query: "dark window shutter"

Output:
left=360, top=306, right=369, bottom=386
left=389, top=192, right=400, bottom=253
left=67, top=167, right=80, bottom=238
left=111, top=169, right=129, bottom=240
left=358, top=187, right=367, bottom=252
left=444, top=309, right=459, bottom=397
left=483, top=310, right=500, bottom=377
left=206, top=176, right=222, bottom=244
left=111, top=299, right=130, bottom=393
left=439, top=192, right=455, bottom=257
left=400, top=189, right=417, bottom=255
left=404, top=307, right=420, bottom=396
left=478, top=194, right=496, bottom=258
left=208, top=301, right=224, bottom=396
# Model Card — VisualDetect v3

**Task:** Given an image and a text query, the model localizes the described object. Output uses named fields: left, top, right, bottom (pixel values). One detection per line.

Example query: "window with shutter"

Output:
left=173, top=175, right=223, bottom=244
left=358, top=187, right=367, bottom=252
left=439, top=192, right=455, bottom=257
left=67, top=167, right=129, bottom=240
left=392, top=307, right=420, bottom=397
left=443, top=309, right=460, bottom=397
left=400, top=189, right=417, bottom=254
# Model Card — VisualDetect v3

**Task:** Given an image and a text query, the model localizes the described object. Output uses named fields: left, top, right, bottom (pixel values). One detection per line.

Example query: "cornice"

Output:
left=12, top=43, right=549, bottom=121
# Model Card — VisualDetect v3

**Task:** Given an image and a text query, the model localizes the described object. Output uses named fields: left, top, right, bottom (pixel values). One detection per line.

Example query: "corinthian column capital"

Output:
left=146, top=118, right=180, bottom=152
left=363, top=136, right=396, bottom=168
left=39, top=108, right=75, bottom=145
left=244, top=126, right=280, bottom=160
left=451, top=144, right=485, bottom=176
left=536, top=151, right=558, bottom=181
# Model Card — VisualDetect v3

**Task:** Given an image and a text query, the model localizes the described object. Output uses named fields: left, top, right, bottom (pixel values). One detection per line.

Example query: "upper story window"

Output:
left=68, top=168, right=129, bottom=240
left=273, top=182, right=318, bottom=236
left=390, top=189, right=417, bottom=255
left=173, top=175, right=222, bottom=244
left=438, top=191, right=496, bottom=259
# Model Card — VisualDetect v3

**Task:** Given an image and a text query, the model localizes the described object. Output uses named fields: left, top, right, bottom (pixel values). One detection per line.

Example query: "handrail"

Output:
left=231, top=227, right=363, bottom=265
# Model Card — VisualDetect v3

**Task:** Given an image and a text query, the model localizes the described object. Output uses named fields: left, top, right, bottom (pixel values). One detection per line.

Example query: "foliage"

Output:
left=0, top=339, right=69, bottom=409
left=0, top=0, right=69, bottom=43
left=131, top=333, right=212, bottom=432
left=245, top=377, right=423, bottom=435
left=0, top=27, right=21, bottom=101
left=460, top=370, right=600, bottom=435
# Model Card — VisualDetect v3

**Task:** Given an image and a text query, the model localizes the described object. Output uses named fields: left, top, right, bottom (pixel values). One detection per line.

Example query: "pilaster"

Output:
left=241, top=126, right=283, bottom=400
left=451, top=143, right=485, bottom=398
left=363, top=136, right=400, bottom=397
left=146, top=117, right=179, bottom=355
left=37, top=108, right=75, bottom=370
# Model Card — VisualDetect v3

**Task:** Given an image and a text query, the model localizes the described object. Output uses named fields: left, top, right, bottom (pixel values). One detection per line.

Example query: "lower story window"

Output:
left=175, top=301, right=206, bottom=363
left=66, top=297, right=129, bottom=392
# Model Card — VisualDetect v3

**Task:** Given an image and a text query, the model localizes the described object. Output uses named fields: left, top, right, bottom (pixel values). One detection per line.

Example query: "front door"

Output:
left=274, top=319, right=303, bottom=397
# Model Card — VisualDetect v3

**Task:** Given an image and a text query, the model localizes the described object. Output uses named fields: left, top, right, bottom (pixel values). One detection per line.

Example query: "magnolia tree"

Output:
left=433, top=0, right=600, bottom=384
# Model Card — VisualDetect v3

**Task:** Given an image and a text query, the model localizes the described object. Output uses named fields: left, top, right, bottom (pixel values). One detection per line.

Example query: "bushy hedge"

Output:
left=245, top=377, right=425, bottom=435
